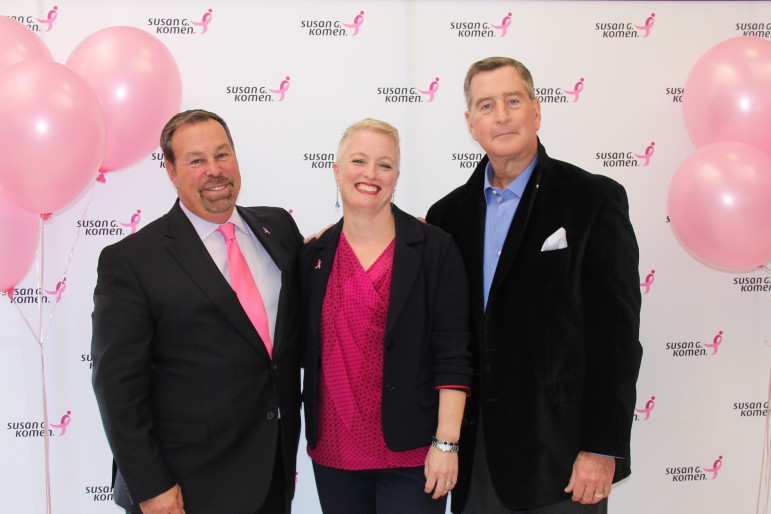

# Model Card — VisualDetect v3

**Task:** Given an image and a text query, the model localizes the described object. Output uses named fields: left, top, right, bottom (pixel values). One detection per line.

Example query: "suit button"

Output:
left=385, top=340, right=393, bottom=350
left=266, top=411, right=275, bottom=420
left=271, top=363, right=278, bottom=371
left=384, top=381, right=395, bottom=392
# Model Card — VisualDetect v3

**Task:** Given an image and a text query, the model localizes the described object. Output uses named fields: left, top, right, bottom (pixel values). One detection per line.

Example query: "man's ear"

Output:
left=165, top=161, right=177, bottom=186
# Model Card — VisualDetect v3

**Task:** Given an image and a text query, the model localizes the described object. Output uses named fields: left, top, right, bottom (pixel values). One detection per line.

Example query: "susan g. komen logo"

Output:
left=269, top=76, right=291, bottom=102
left=36, top=5, right=58, bottom=32
left=595, top=12, right=655, bottom=39
left=300, top=10, right=366, bottom=37
left=665, top=455, right=721, bottom=482
left=666, top=330, right=724, bottom=358
left=491, top=12, right=512, bottom=37
left=121, top=209, right=142, bottom=234
left=634, top=395, right=655, bottom=421
left=640, top=269, right=655, bottom=294
left=419, top=77, right=440, bottom=103
left=704, top=455, right=723, bottom=479
left=50, top=410, right=72, bottom=436
left=343, top=10, right=365, bottom=35
left=190, top=8, right=213, bottom=34
left=635, top=12, right=656, bottom=38
left=377, top=76, right=441, bottom=103
left=563, top=78, right=584, bottom=102
left=635, top=141, right=656, bottom=166
left=45, top=277, right=67, bottom=303
left=536, top=77, right=585, bottom=104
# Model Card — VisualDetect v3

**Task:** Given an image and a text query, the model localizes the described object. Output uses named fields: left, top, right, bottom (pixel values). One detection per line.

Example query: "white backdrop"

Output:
left=2, top=1, right=771, bottom=513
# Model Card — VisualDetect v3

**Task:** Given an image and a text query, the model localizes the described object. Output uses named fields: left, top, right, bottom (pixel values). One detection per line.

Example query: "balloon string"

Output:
left=758, top=362, right=771, bottom=514
left=33, top=215, right=53, bottom=514
left=41, top=182, right=96, bottom=343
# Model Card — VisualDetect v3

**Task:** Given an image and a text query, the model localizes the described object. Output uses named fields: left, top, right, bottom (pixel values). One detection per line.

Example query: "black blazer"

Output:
left=91, top=201, right=303, bottom=514
left=301, top=205, right=472, bottom=452
left=427, top=142, right=643, bottom=511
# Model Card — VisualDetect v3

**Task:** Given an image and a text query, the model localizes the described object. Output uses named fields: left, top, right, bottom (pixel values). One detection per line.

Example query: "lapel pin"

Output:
left=262, top=227, right=271, bottom=235
left=315, top=259, right=321, bottom=270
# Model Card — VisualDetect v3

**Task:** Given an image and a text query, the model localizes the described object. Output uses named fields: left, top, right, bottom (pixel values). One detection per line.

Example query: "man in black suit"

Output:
left=91, top=109, right=302, bottom=514
left=427, top=57, right=643, bottom=513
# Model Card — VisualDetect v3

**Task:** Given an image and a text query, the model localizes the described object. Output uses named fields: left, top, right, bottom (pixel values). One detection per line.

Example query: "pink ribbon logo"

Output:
left=563, top=78, right=585, bottom=102
left=635, top=396, right=655, bottom=420
left=120, top=210, right=142, bottom=234
left=269, top=76, right=291, bottom=102
left=191, top=8, right=213, bottom=34
left=343, top=10, right=365, bottom=36
left=45, top=277, right=67, bottom=303
left=635, top=142, right=656, bottom=166
left=704, top=330, right=723, bottom=356
left=640, top=269, right=655, bottom=294
left=419, top=77, right=440, bottom=103
left=36, top=5, right=58, bottom=32
left=704, top=456, right=722, bottom=479
left=635, top=12, right=656, bottom=37
left=491, top=12, right=512, bottom=37
left=50, top=410, right=72, bottom=436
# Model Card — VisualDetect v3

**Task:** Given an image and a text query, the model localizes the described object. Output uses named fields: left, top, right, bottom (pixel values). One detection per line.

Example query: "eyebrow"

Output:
left=181, top=144, right=231, bottom=160
left=474, top=90, right=527, bottom=107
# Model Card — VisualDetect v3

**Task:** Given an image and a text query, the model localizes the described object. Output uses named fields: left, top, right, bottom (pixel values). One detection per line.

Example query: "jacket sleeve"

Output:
left=91, top=244, right=176, bottom=504
left=578, top=183, right=643, bottom=460
left=430, top=233, right=473, bottom=391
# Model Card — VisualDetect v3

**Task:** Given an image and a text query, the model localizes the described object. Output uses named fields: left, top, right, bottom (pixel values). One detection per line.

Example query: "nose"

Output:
left=203, top=159, right=223, bottom=176
left=362, top=163, right=376, bottom=179
left=494, top=102, right=510, bottom=123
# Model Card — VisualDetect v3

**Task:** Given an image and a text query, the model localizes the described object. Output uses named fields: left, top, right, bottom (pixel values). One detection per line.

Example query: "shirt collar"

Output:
left=483, top=154, right=538, bottom=198
left=179, top=201, right=247, bottom=240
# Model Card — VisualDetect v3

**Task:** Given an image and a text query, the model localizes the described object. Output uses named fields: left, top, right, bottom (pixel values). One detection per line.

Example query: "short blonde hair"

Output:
left=336, top=118, right=401, bottom=169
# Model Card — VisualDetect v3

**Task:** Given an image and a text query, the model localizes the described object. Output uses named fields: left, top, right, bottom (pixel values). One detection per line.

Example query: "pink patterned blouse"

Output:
left=307, top=233, right=428, bottom=470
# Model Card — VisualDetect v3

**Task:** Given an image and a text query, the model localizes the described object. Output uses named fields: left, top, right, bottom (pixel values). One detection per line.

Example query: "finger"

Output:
left=564, top=472, right=576, bottom=494
left=424, top=476, right=436, bottom=495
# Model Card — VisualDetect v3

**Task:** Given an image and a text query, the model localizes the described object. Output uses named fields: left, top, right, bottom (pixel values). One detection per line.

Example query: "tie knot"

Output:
left=217, top=222, right=236, bottom=241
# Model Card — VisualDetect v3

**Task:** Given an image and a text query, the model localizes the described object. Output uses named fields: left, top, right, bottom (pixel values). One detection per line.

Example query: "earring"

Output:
left=335, top=187, right=340, bottom=209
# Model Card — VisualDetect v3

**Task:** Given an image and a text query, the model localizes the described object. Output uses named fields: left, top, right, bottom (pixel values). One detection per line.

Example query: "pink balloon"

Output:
left=66, top=26, right=183, bottom=174
left=668, top=141, right=771, bottom=272
left=683, top=36, right=771, bottom=157
left=0, top=193, right=40, bottom=293
left=0, top=60, right=106, bottom=214
left=0, top=16, right=53, bottom=74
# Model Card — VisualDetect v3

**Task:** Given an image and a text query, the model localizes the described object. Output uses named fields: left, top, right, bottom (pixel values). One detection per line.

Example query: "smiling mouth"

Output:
left=201, top=179, right=233, bottom=193
left=356, top=183, right=380, bottom=193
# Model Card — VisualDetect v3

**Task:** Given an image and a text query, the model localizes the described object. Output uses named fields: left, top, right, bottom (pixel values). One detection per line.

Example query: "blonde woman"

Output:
left=301, top=119, right=472, bottom=514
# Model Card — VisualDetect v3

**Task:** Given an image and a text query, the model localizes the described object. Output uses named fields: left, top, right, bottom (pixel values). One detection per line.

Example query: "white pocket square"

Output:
left=541, top=227, right=567, bottom=251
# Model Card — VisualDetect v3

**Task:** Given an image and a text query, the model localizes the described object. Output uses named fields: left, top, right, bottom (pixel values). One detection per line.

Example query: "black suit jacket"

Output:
left=91, top=201, right=303, bottom=514
left=301, top=206, right=472, bottom=452
left=427, top=143, right=643, bottom=511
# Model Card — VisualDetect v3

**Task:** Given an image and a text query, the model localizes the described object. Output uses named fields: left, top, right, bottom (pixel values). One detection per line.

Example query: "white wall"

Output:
left=1, top=1, right=770, bottom=513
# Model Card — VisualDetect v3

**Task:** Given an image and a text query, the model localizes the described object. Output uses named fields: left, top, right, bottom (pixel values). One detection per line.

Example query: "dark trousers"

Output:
left=313, top=462, right=447, bottom=514
left=464, top=418, right=607, bottom=514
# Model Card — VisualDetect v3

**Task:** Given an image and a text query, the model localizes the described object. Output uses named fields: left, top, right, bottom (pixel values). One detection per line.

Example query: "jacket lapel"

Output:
left=238, top=206, right=296, bottom=359
left=487, top=143, right=548, bottom=307
left=456, top=158, right=489, bottom=321
left=305, top=220, right=343, bottom=350
left=163, top=203, right=262, bottom=352
left=384, top=207, right=423, bottom=336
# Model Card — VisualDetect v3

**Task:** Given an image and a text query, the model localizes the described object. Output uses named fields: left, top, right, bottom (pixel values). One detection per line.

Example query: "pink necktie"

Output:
left=217, top=222, right=272, bottom=357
